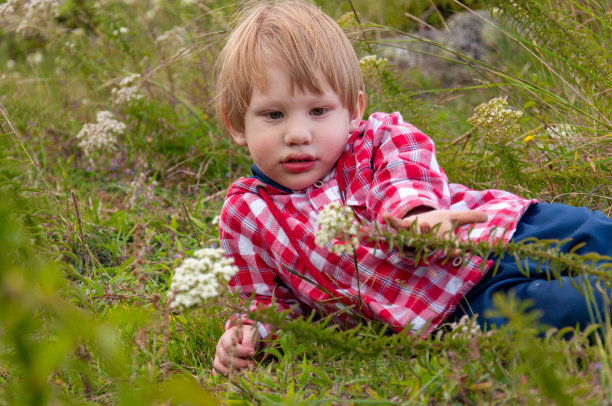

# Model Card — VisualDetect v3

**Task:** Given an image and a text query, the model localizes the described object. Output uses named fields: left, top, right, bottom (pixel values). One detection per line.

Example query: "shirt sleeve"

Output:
left=220, top=194, right=306, bottom=342
left=365, top=112, right=451, bottom=226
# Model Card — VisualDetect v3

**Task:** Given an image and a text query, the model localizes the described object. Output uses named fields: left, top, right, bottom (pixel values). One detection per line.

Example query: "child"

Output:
left=212, top=1, right=612, bottom=375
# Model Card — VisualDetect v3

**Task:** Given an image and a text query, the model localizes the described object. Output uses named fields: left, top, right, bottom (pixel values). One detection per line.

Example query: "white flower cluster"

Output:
left=0, top=0, right=60, bottom=37
left=76, top=111, right=126, bottom=157
left=359, top=55, right=387, bottom=79
left=144, top=0, right=162, bottom=20
left=315, top=202, right=360, bottom=255
left=110, top=74, right=144, bottom=106
left=545, top=124, right=578, bottom=139
left=0, top=0, right=20, bottom=17
left=336, top=12, right=362, bottom=40
left=443, top=315, right=493, bottom=340
left=467, top=97, right=523, bottom=142
left=169, top=248, right=238, bottom=310
left=26, top=51, right=43, bottom=65
left=127, top=172, right=158, bottom=209
left=155, top=26, right=186, bottom=55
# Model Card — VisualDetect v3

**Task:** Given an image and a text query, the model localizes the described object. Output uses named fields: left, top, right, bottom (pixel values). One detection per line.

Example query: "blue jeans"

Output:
left=453, top=203, right=612, bottom=331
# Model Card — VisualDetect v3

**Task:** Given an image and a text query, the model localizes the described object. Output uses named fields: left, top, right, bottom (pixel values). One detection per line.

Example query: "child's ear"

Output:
left=221, top=109, right=248, bottom=146
left=228, top=126, right=247, bottom=146
left=349, top=91, right=366, bottom=133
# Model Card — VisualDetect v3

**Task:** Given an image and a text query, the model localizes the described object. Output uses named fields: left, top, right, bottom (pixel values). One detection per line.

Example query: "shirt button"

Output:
left=452, top=257, right=463, bottom=268
left=313, top=180, right=324, bottom=188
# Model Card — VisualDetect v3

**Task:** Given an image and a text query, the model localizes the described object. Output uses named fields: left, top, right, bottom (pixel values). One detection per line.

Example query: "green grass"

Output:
left=0, top=0, right=611, bottom=404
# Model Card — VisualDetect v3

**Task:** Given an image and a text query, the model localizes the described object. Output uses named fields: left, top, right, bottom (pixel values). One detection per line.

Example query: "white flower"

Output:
left=110, top=73, right=144, bottom=106
left=155, top=26, right=186, bottom=55
left=26, top=52, right=43, bottom=65
left=0, top=0, right=19, bottom=17
left=16, top=0, right=59, bottom=37
left=544, top=124, right=578, bottom=139
left=169, top=248, right=238, bottom=310
left=467, top=97, right=523, bottom=142
left=76, top=111, right=126, bottom=157
left=315, top=202, right=360, bottom=255
left=127, top=172, right=158, bottom=209
left=359, top=55, right=387, bottom=79
left=447, top=315, right=491, bottom=340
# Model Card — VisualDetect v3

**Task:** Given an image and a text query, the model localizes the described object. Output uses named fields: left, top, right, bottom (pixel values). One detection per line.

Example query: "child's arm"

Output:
left=213, top=324, right=260, bottom=375
left=217, top=192, right=308, bottom=370
left=365, top=113, right=473, bottom=229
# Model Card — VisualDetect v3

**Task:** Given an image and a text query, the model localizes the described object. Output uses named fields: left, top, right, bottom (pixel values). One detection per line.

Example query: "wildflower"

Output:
left=127, top=172, right=158, bottom=209
left=16, top=0, right=59, bottom=37
left=110, top=73, right=144, bottom=106
left=544, top=124, right=578, bottom=139
left=145, top=2, right=161, bottom=20
left=522, top=133, right=536, bottom=144
left=467, top=97, right=523, bottom=142
left=6, top=60, right=15, bottom=70
left=448, top=315, right=487, bottom=340
left=315, top=202, right=360, bottom=255
left=168, top=248, right=238, bottom=309
left=0, top=0, right=20, bottom=16
left=336, top=12, right=362, bottom=40
left=211, top=215, right=221, bottom=226
left=76, top=111, right=126, bottom=158
left=359, top=55, right=387, bottom=80
left=336, top=11, right=358, bottom=27
left=155, top=26, right=186, bottom=55
left=26, top=52, right=43, bottom=65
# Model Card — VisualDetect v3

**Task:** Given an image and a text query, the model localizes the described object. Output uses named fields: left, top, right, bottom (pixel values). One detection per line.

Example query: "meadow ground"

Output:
left=0, top=0, right=611, bottom=404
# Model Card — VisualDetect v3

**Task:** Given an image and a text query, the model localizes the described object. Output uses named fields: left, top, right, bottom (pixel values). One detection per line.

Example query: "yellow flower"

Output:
left=522, top=133, right=536, bottom=144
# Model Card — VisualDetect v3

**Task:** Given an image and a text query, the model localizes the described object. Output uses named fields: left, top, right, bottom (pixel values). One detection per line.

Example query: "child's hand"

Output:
left=383, top=208, right=488, bottom=249
left=213, top=325, right=260, bottom=375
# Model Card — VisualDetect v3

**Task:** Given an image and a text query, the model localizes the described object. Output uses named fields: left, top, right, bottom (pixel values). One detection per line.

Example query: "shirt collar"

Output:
left=251, top=164, right=293, bottom=193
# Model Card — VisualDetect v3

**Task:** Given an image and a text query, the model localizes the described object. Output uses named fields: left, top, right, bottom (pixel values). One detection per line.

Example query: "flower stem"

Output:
left=352, top=247, right=363, bottom=312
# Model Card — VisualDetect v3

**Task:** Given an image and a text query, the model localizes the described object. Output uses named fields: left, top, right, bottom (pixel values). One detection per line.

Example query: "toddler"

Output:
left=212, top=1, right=612, bottom=375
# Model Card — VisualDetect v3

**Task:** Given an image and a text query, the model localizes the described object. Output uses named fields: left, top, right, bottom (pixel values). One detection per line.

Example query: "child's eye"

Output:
left=266, top=111, right=283, bottom=120
left=311, top=108, right=327, bottom=116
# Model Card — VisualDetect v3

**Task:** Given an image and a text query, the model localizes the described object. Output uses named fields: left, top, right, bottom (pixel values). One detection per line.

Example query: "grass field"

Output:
left=0, top=0, right=611, bottom=404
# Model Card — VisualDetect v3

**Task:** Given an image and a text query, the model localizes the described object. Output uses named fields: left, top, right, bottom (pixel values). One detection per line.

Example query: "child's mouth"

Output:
left=282, top=156, right=316, bottom=172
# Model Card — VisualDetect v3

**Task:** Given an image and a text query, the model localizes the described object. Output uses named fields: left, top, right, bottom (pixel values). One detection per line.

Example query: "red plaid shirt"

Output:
left=220, top=112, right=535, bottom=339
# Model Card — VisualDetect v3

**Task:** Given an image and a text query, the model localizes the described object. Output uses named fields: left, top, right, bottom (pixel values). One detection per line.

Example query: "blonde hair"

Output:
left=214, top=1, right=365, bottom=133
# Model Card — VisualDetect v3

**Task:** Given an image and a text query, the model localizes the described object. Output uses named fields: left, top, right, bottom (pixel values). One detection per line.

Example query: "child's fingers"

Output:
left=213, top=352, right=253, bottom=375
left=213, top=327, right=257, bottom=375
left=450, top=210, right=488, bottom=226
left=241, top=325, right=260, bottom=351
left=214, top=343, right=255, bottom=374
left=418, top=221, right=431, bottom=234
left=382, top=213, right=407, bottom=230
left=384, top=212, right=434, bottom=235
left=231, top=342, right=257, bottom=358
left=218, top=330, right=256, bottom=358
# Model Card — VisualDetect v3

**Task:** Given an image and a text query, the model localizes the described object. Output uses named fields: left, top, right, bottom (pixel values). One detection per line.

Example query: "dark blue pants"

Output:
left=454, top=203, right=612, bottom=331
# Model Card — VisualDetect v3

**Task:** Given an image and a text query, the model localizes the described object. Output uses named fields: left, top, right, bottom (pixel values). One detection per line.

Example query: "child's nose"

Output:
left=283, top=118, right=312, bottom=145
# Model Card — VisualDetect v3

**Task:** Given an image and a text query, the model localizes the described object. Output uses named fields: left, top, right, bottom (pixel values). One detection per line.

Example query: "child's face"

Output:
left=228, top=64, right=364, bottom=190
